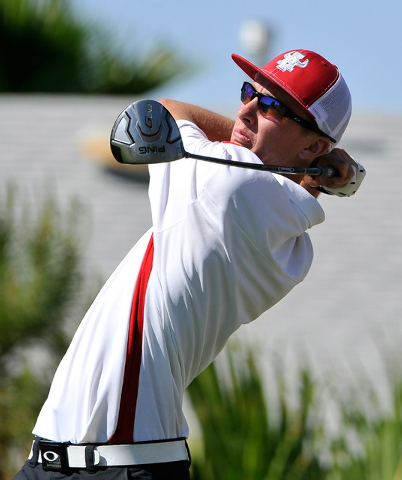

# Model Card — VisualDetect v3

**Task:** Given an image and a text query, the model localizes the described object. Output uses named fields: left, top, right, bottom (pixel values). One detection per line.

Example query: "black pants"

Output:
left=14, top=461, right=190, bottom=480
left=13, top=440, right=191, bottom=480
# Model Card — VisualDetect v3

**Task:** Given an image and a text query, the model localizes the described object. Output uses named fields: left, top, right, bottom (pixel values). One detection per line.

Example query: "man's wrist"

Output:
left=299, top=179, right=321, bottom=198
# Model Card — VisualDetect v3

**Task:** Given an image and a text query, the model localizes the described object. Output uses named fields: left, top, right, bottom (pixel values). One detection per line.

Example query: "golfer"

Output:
left=14, top=49, right=365, bottom=480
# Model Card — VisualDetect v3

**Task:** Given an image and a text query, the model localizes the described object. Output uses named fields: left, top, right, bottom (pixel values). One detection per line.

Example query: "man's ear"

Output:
left=298, top=137, right=332, bottom=161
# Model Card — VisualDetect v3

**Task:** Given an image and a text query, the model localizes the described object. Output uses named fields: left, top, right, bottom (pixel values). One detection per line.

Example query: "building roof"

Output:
left=1, top=94, right=400, bottom=377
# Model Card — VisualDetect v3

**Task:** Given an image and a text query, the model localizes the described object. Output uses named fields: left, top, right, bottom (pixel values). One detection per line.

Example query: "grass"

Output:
left=187, top=342, right=402, bottom=480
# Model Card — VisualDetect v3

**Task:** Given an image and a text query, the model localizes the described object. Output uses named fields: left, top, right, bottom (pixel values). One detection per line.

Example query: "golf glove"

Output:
left=317, top=161, right=366, bottom=197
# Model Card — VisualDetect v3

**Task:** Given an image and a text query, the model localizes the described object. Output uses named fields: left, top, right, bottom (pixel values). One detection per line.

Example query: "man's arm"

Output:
left=159, top=99, right=234, bottom=142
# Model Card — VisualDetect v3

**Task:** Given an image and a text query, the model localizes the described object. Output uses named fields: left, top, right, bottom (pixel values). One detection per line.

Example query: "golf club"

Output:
left=110, top=99, right=337, bottom=178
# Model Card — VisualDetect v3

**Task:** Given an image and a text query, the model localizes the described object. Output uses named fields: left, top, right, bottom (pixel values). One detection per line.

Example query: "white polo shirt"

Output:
left=33, top=120, right=325, bottom=444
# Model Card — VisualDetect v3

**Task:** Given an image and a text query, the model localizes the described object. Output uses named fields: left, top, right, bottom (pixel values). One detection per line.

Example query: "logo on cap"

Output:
left=276, top=51, right=309, bottom=72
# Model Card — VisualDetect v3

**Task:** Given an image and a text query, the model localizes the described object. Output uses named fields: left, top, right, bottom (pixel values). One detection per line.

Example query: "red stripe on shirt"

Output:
left=109, top=234, right=154, bottom=443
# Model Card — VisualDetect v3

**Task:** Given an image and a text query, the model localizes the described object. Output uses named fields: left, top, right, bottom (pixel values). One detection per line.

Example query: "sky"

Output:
left=69, top=0, right=402, bottom=116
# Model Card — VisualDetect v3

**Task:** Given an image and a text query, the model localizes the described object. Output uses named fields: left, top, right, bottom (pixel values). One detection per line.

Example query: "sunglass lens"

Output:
left=259, top=97, right=285, bottom=116
left=258, top=96, right=288, bottom=124
left=240, top=83, right=288, bottom=123
left=241, top=83, right=254, bottom=104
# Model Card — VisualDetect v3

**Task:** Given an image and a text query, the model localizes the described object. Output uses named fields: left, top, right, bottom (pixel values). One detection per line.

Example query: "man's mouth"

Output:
left=232, top=129, right=252, bottom=148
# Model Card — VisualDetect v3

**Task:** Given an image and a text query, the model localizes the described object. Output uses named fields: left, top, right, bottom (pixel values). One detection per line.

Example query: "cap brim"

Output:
left=231, top=53, right=315, bottom=120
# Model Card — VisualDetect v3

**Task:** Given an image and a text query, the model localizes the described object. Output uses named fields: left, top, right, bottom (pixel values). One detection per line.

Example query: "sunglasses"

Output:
left=240, top=82, right=335, bottom=143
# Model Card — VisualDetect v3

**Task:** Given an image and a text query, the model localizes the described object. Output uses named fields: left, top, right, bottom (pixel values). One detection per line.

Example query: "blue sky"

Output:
left=70, top=0, right=401, bottom=115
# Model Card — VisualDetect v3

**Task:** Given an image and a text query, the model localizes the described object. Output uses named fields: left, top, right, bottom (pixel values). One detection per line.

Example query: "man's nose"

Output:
left=239, top=97, right=259, bottom=122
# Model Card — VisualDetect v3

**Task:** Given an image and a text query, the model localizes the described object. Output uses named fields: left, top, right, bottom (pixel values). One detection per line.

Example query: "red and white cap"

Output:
left=232, top=50, right=352, bottom=144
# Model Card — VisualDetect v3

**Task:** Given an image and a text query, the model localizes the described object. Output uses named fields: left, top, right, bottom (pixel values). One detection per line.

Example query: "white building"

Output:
left=0, top=94, right=400, bottom=391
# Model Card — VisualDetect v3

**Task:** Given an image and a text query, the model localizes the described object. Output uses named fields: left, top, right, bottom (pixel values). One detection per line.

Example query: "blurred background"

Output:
left=0, top=0, right=401, bottom=479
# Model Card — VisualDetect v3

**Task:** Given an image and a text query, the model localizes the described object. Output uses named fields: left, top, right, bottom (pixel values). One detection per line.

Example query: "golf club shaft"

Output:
left=185, top=152, right=337, bottom=177
left=109, top=100, right=338, bottom=178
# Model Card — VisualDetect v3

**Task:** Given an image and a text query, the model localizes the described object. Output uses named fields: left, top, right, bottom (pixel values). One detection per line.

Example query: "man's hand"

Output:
left=302, top=148, right=366, bottom=197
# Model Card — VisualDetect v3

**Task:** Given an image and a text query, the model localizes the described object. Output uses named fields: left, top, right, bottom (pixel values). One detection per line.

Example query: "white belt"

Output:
left=30, top=439, right=188, bottom=468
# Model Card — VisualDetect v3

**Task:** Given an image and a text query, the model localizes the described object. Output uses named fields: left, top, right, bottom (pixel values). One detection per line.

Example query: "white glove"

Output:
left=317, top=161, right=366, bottom=197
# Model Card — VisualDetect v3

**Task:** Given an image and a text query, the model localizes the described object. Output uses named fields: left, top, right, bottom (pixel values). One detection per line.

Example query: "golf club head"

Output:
left=110, top=99, right=185, bottom=165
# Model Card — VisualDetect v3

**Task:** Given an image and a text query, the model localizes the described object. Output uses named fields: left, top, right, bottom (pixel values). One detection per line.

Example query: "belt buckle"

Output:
left=39, top=441, right=70, bottom=472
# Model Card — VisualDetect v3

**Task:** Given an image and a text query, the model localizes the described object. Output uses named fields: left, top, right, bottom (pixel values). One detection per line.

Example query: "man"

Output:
left=14, top=49, right=365, bottom=480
